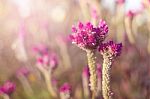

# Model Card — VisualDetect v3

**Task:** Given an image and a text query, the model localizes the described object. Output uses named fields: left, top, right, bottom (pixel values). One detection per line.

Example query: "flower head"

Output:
left=98, top=41, right=122, bottom=58
left=0, top=81, right=16, bottom=95
left=59, top=83, right=72, bottom=99
left=59, top=83, right=72, bottom=93
left=70, top=20, right=108, bottom=50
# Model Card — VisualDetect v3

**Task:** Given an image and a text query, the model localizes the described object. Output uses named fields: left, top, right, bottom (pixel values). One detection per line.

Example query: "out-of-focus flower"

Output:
left=37, top=53, right=58, bottom=71
left=98, top=41, right=122, bottom=58
left=70, top=20, right=108, bottom=50
left=0, top=81, right=16, bottom=95
left=16, top=66, right=30, bottom=77
left=115, top=0, right=125, bottom=5
left=59, top=83, right=72, bottom=99
left=32, top=44, right=49, bottom=56
left=126, top=10, right=135, bottom=19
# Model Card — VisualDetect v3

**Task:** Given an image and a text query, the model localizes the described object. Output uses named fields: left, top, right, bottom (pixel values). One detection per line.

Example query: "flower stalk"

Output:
left=102, top=56, right=112, bottom=99
left=98, top=41, right=122, bottom=99
left=86, top=50, right=97, bottom=99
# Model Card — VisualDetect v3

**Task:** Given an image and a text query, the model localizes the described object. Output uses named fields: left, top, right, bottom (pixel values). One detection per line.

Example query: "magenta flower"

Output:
left=59, top=83, right=72, bottom=99
left=0, top=81, right=16, bottom=95
left=70, top=20, right=108, bottom=50
left=126, top=10, right=136, bottom=19
left=98, top=41, right=122, bottom=58
left=59, top=83, right=72, bottom=93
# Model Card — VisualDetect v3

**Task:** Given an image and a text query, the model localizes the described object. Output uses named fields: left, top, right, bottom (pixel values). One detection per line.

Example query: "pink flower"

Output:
left=126, top=10, right=136, bottom=19
left=59, top=83, right=72, bottom=93
left=98, top=41, right=122, bottom=58
left=0, top=81, right=16, bottom=95
left=70, top=20, right=108, bottom=50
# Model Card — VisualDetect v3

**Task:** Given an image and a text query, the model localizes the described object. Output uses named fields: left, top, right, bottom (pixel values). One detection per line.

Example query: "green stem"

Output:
left=102, top=57, right=112, bottom=99
left=86, top=50, right=97, bottom=99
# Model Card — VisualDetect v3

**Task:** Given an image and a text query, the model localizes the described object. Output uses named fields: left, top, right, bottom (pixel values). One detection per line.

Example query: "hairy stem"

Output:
left=102, top=57, right=112, bottom=99
left=86, top=50, right=97, bottom=99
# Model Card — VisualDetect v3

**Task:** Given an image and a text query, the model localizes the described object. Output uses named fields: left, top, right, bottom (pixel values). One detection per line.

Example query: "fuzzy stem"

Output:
left=86, top=50, right=97, bottom=99
left=102, top=57, right=112, bottom=99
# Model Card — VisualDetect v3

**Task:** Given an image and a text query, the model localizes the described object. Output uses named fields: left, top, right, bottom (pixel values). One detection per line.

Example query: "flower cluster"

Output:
left=0, top=81, right=16, bottom=95
left=70, top=20, right=108, bottom=50
left=98, top=41, right=122, bottom=58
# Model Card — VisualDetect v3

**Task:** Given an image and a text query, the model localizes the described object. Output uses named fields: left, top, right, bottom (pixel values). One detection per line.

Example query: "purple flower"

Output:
left=98, top=41, right=122, bottom=58
left=0, top=81, right=16, bottom=95
left=70, top=20, right=108, bottom=50
left=59, top=83, right=72, bottom=93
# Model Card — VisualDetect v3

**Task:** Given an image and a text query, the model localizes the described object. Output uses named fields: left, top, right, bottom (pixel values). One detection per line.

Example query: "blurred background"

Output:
left=0, top=0, right=150, bottom=99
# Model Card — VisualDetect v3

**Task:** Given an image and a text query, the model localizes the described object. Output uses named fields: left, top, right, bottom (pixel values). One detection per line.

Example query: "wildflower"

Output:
left=70, top=20, right=108, bottom=99
left=59, top=83, right=72, bottom=99
left=70, top=20, right=108, bottom=50
left=98, top=41, right=122, bottom=99
left=0, top=81, right=16, bottom=95
left=99, top=41, right=122, bottom=59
